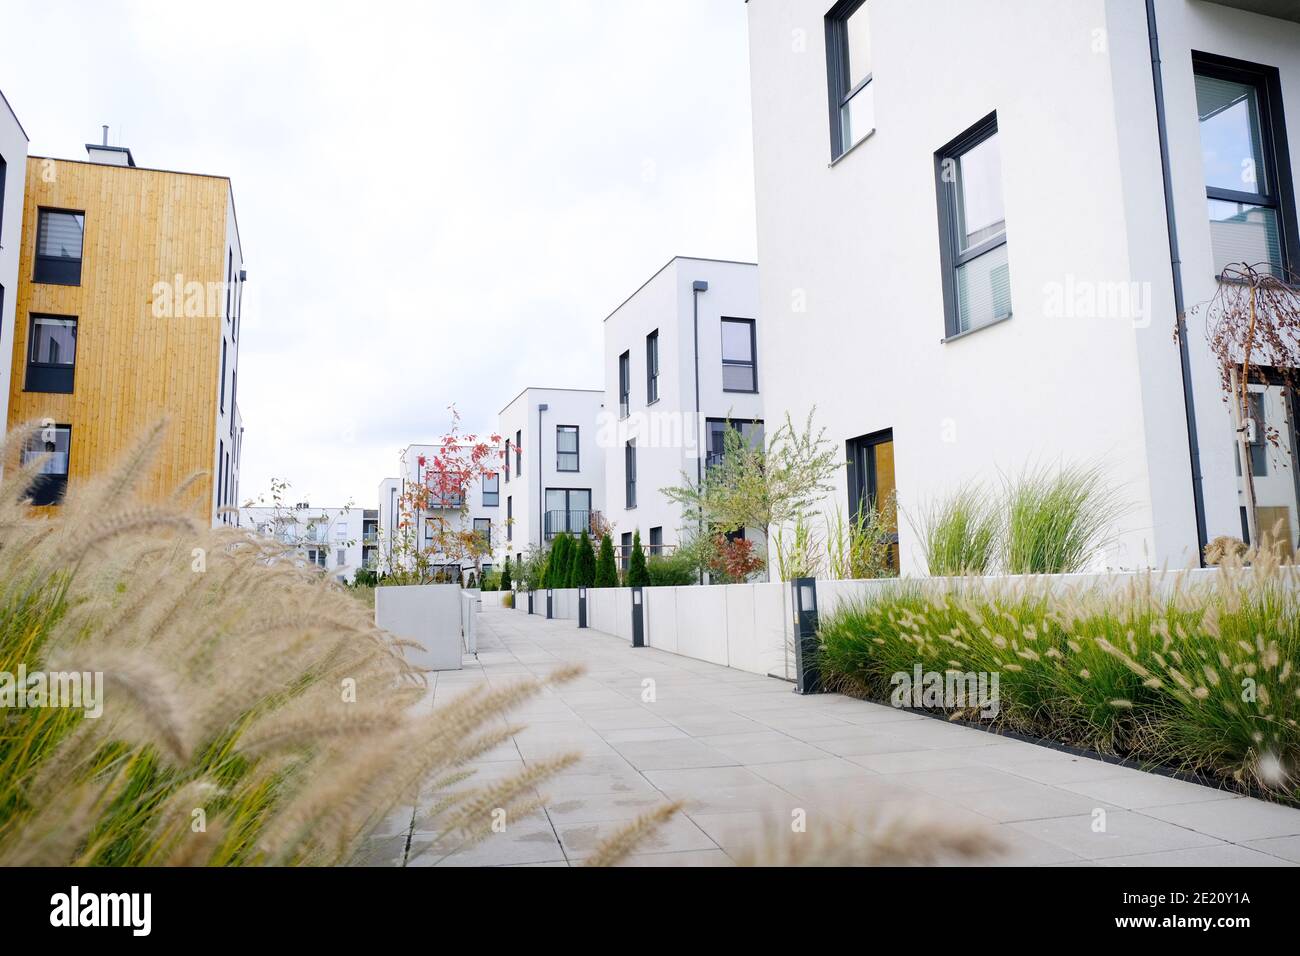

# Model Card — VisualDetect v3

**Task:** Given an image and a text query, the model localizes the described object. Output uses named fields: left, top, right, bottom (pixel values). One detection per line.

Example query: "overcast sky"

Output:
left=1, top=0, right=757, bottom=507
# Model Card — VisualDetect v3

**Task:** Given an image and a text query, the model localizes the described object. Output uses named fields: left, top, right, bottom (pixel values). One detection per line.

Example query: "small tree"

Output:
left=1201, top=263, right=1300, bottom=549
left=626, top=530, right=650, bottom=587
left=706, top=534, right=766, bottom=583
left=661, top=410, right=840, bottom=581
left=575, top=530, right=597, bottom=587
left=499, top=555, right=513, bottom=591
left=595, top=533, right=618, bottom=587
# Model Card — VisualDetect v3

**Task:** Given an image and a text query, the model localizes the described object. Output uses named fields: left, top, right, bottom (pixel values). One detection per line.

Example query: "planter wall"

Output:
left=375, top=583, right=464, bottom=671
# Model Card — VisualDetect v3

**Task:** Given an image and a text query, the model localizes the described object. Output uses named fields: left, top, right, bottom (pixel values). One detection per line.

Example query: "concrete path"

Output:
left=362, top=602, right=1300, bottom=867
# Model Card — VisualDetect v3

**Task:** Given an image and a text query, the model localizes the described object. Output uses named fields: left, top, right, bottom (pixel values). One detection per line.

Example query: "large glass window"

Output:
left=34, top=209, right=85, bottom=285
left=721, top=318, right=757, bottom=392
left=825, top=0, right=874, bottom=159
left=27, top=315, right=77, bottom=393
left=936, top=115, right=1011, bottom=337
left=544, top=488, right=591, bottom=539
left=706, top=417, right=765, bottom=470
left=625, top=440, right=637, bottom=508
left=482, top=472, right=500, bottom=506
left=1194, top=55, right=1294, bottom=279
left=473, top=518, right=491, bottom=548
left=556, top=425, right=579, bottom=472
left=22, top=424, right=71, bottom=506
left=846, top=429, right=898, bottom=573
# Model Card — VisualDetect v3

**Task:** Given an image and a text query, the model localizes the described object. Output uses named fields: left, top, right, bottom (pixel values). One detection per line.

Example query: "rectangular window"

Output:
left=646, top=329, right=659, bottom=403
left=618, top=351, right=630, bottom=417
left=825, top=0, right=874, bottom=159
left=26, top=315, right=77, bottom=393
left=621, top=531, right=633, bottom=572
left=935, top=113, right=1011, bottom=338
left=721, top=318, right=757, bottom=392
left=506, top=495, right=513, bottom=540
left=1194, top=53, right=1297, bottom=280
left=474, top=518, right=491, bottom=547
left=0, top=155, right=6, bottom=237
left=505, top=439, right=511, bottom=482
left=556, top=425, right=579, bottom=472
left=625, top=440, right=637, bottom=508
left=21, top=425, right=70, bottom=506
left=706, top=417, right=765, bottom=470
left=846, top=428, right=899, bottom=573
left=217, top=438, right=225, bottom=513
left=544, top=488, right=591, bottom=539
left=649, top=526, right=663, bottom=557
left=34, top=209, right=85, bottom=285
left=220, top=338, right=228, bottom=412
left=482, top=472, right=500, bottom=506
left=337, top=550, right=347, bottom=568
left=515, top=430, right=522, bottom=474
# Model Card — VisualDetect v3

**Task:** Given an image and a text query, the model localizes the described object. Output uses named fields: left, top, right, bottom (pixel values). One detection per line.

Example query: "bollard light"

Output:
left=792, top=577, right=821, bottom=695
left=546, top=587, right=554, bottom=620
left=631, top=586, right=644, bottom=648
left=578, top=586, right=588, bottom=629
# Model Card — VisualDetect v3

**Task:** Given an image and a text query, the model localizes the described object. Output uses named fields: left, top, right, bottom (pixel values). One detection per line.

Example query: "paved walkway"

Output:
left=363, top=602, right=1300, bottom=867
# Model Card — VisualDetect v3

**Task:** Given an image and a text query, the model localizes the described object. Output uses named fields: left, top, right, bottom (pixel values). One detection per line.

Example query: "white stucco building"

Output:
left=239, top=504, right=368, bottom=584
left=602, top=256, right=763, bottom=566
left=497, top=386, right=606, bottom=568
left=745, top=0, right=1300, bottom=572
left=0, top=90, right=29, bottom=448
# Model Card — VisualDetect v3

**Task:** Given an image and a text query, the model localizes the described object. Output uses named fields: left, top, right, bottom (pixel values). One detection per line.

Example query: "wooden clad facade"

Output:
left=6, top=157, right=234, bottom=521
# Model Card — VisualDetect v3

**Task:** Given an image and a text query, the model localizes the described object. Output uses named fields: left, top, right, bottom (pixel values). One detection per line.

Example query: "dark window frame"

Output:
left=33, top=207, right=85, bottom=286
left=25, top=313, right=78, bottom=394
left=721, top=317, right=758, bottom=393
left=934, top=112, right=1011, bottom=340
left=649, top=526, right=663, bottom=557
left=825, top=0, right=872, bottom=161
left=473, top=517, right=492, bottom=548
left=705, top=416, right=765, bottom=470
left=482, top=471, right=500, bottom=507
left=544, top=487, right=592, bottom=540
left=646, top=329, right=660, bottom=404
left=620, top=531, right=633, bottom=571
left=618, top=350, right=631, bottom=418
left=22, top=423, right=71, bottom=506
left=556, top=424, right=580, bottom=472
left=504, top=439, right=511, bottom=482
left=845, top=427, right=898, bottom=560
left=625, top=439, right=637, bottom=509
left=515, top=430, right=522, bottom=474
left=506, top=495, right=513, bottom=540
left=1193, top=51, right=1299, bottom=282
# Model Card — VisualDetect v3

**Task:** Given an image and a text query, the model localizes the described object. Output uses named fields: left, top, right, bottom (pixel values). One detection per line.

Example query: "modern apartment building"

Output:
left=602, top=256, right=763, bottom=565
left=4, top=130, right=246, bottom=524
left=745, top=0, right=1300, bottom=572
left=497, top=386, right=606, bottom=567
left=0, top=92, right=29, bottom=445
left=386, top=442, right=503, bottom=583
left=240, top=504, right=367, bottom=584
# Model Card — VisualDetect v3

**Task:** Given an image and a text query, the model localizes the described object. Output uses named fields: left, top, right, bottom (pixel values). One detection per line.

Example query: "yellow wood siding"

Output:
left=7, top=158, right=229, bottom=521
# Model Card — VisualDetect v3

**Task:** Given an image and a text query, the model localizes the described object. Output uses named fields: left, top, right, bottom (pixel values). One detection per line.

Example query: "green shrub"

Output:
left=499, top=557, right=512, bottom=591
left=626, top=530, right=650, bottom=587
left=595, top=534, right=618, bottom=588
left=913, top=486, right=1002, bottom=576
left=1003, top=464, right=1125, bottom=575
left=646, top=551, right=698, bottom=587
left=816, top=560, right=1300, bottom=800
left=574, top=531, right=597, bottom=587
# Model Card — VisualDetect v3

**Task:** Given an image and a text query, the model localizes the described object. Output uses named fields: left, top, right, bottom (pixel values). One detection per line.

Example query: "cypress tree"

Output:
left=626, top=530, right=650, bottom=587
left=500, top=555, right=512, bottom=591
left=575, top=530, right=597, bottom=587
left=595, top=533, right=618, bottom=588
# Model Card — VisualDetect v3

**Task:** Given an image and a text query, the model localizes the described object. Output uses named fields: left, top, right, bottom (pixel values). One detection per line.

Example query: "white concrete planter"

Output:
left=375, top=584, right=464, bottom=671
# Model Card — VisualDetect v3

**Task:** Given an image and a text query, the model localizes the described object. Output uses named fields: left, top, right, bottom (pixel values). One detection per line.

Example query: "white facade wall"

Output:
left=376, top=477, right=401, bottom=572
left=746, top=0, right=1300, bottom=573
left=213, top=182, right=245, bottom=527
left=0, top=91, right=28, bottom=452
left=239, top=505, right=366, bottom=584
left=497, top=386, right=606, bottom=567
left=601, top=257, right=762, bottom=557
left=393, top=441, right=503, bottom=582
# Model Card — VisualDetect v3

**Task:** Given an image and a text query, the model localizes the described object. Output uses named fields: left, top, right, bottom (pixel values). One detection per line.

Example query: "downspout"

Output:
left=692, top=280, right=709, bottom=585
left=1146, top=0, right=1208, bottom=566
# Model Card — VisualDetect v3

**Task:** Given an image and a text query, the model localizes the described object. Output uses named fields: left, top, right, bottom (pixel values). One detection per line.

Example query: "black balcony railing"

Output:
left=544, top=509, right=591, bottom=539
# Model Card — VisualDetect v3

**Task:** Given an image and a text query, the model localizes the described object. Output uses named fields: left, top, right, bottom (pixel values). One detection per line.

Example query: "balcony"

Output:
left=1204, top=1, right=1300, bottom=23
left=544, top=509, right=592, bottom=540
left=362, top=530, right=378, bottom=543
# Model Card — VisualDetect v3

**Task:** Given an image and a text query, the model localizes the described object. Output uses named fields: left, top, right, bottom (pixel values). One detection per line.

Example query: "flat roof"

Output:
left=602, top=256, right=758, bottom=323
left=498, top=385, right=605, bottom=415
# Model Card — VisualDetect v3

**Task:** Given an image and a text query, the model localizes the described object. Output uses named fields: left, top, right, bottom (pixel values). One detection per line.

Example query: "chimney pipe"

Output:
left=102, top=125, right=108, bottom=146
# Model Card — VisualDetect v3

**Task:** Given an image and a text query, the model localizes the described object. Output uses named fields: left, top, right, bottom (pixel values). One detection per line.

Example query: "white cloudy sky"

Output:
left=0, top=0, right=757, bottom=507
